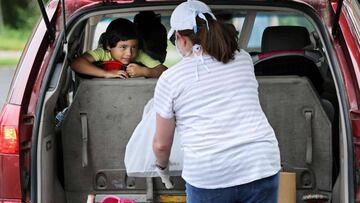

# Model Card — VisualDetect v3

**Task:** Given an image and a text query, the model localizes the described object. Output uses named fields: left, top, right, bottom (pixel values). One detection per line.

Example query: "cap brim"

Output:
left=167, top=28, right=175, bottom=39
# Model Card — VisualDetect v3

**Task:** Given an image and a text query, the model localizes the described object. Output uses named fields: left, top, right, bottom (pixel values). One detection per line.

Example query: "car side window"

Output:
left=92, top=18, right=114, bottom=49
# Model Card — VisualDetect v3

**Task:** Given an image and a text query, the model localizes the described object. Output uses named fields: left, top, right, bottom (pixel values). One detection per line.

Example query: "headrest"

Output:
left=261, top=26, right=311, bottom=52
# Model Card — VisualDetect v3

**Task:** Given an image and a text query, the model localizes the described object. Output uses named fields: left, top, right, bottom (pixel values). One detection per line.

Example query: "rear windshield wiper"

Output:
left=37, top=0, right=55, bottom=42
left=332, top=0, right=344, bottom=36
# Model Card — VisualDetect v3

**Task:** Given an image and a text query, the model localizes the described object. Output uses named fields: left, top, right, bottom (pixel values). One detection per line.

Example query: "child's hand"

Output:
left=104, top=70, right=129, bottom=79
left=127, top=63, right=146, bottom=78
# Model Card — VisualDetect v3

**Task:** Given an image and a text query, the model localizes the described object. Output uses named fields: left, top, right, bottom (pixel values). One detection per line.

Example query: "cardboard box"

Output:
left=278, top=172, right=296, bottom=203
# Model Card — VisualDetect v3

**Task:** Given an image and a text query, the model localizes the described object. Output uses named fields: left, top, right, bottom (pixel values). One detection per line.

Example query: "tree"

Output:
left=0, top=1, right=4, bottom=32
left=1, top=0, right=40, bottom=29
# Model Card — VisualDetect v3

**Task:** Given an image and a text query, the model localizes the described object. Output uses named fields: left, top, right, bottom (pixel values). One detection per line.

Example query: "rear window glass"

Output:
left=92, top=18, right=113, bottom=50
left=91, top=10, right=315, bottom=67
left=92, top=16, right=181, bottom=67
left=246, top=12, right=314, bottom=52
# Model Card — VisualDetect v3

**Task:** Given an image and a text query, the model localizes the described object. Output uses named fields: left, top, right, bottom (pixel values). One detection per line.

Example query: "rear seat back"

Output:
left=255, top=26, right=324, bottom=94
left=253, top=51, right=324, bottom=93
left=61, top=79, right=157, bottom=192
left=261, top=26, right=311, bottom=52
left=61, top=76, right=332, bottom=200
left=257, top=76, right=332, bottom=200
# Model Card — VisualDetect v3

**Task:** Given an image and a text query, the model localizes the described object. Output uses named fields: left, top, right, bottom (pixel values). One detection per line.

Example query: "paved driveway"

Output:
left=0, top=67, right=16, bottom=110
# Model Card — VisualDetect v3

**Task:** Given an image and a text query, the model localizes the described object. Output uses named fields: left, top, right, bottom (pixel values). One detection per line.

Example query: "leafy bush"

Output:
left=14, top=4, right=40, bottom=31
left=0, top=26, right=30, bottom=50
left=0, top=1, right=41, bottom=50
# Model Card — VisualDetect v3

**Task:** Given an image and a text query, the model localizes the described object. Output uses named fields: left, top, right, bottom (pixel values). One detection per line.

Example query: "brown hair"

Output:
left=178, top=13, right=239, bottom=64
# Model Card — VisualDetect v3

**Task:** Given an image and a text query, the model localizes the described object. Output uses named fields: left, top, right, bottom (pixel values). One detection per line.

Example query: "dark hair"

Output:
left=99, top=18, right=138, bottom=50
left=134, top=11, right=168, bottom=63
left=178, top=13, right=239, bottom=64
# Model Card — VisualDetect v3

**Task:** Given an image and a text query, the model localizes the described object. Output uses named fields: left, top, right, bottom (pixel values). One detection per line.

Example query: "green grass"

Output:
left=0, top=28, right=30, bottom=51
left=0, top=58, right=19, bottom=66
left=0, top=27, right=28, bottom=66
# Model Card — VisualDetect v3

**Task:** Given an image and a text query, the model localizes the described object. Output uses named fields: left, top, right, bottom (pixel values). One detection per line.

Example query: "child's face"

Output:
left=108, top=39, right=138, bottom=64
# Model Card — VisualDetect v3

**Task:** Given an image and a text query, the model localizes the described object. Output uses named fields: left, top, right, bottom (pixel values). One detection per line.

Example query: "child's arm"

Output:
left=71, top=53, right=129, bottom=79
left=126, top=63, right=167, bottom=78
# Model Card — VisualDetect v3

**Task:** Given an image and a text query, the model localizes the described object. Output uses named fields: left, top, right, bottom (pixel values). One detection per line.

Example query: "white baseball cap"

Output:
left=167, top=0, right=216, bottom=39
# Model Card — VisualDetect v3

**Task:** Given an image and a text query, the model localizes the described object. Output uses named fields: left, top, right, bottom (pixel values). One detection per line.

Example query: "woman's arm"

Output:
left=71, top=53, right=128, bottom=78
left=127, top=63, right=167, bottom=78
left=153, top=113, right=176, bottom=168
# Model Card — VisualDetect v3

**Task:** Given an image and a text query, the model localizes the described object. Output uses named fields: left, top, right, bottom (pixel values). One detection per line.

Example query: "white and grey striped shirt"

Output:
left=154, top=50, right=280, bottom=189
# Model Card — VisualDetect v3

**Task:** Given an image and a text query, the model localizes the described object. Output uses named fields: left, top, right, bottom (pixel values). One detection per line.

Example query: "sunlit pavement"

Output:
left=0, top=51, right=22, bottom=59
left=0, top=66, right=16, bottom=110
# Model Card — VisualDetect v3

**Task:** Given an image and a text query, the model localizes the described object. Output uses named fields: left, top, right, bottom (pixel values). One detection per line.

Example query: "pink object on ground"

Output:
left=100, top=195, right=136, bottom=203
left=86, top=194, right=95, bottom=203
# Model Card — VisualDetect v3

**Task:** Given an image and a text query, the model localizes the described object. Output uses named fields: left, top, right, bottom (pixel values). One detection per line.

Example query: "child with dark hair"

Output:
left=71, top=18, right=165, bottom=79
left=134, top=11, right=168, bottom=63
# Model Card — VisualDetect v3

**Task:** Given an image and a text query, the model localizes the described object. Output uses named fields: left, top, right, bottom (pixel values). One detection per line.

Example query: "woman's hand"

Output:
left=155, top=164, right=174, bottom=189
left=127, top=63, right=147, bottom=78
left=104, top=70, right=129, bottom=79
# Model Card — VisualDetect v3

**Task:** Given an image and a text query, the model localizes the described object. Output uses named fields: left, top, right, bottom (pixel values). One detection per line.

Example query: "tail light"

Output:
left=0, top=105, right=20, bottom=155
left=0, top=126, right=18, bottom=154
left=0, top=104, right=22, bottom=199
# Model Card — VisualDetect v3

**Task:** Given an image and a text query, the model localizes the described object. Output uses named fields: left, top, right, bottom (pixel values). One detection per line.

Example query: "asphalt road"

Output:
left=0, top=67, right=16, bottom=110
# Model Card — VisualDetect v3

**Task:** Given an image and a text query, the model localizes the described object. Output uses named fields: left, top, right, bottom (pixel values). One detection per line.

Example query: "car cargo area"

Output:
left=33, top=3, right=344, bottom=203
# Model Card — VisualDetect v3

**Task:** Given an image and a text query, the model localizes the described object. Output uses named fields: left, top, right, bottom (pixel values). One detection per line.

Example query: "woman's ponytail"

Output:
left=178, top=14, right=239, bottom=63
left=199, top=14, right=239, bottom=63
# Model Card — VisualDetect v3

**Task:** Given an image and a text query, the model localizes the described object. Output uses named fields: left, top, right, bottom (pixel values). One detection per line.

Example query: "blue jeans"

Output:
left=185, top=173, right=279, bottom=203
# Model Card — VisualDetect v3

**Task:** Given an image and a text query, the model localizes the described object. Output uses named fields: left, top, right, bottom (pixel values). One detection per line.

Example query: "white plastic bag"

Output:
left=124, top=98, right=183, bottom=177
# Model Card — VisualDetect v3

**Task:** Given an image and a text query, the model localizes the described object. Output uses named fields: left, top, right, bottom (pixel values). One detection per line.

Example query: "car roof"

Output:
left=59, top=0, right=335, bottom=29
left=63, top=0, right=329, bottom=17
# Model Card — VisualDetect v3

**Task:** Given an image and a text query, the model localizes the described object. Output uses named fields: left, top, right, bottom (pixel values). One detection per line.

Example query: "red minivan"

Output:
left=1, top=0, right=360, bottom=202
